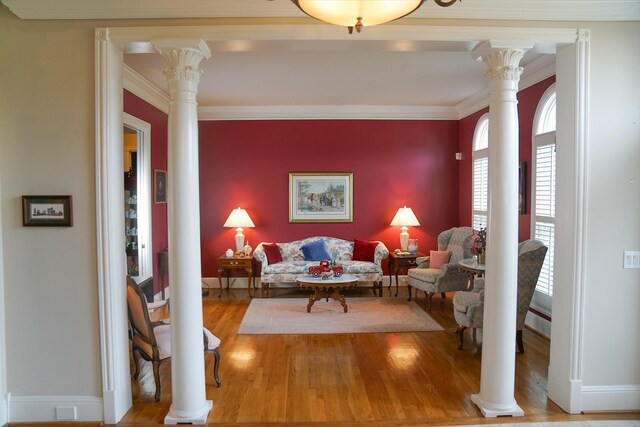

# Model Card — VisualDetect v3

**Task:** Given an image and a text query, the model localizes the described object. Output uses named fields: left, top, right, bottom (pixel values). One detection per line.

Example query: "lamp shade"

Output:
left=223, top=208, right=255, bottom=229
left=292, top=0, right=425, bottom=28
left=390, top=206, right=420, bottom=227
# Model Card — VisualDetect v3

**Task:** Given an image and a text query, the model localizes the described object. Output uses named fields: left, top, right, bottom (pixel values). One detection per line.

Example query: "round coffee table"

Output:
left=296, top=274, right=358, bottom=313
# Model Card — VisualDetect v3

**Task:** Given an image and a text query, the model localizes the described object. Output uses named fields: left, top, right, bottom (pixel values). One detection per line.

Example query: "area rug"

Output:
left=238, top=297, right=444, bottom=335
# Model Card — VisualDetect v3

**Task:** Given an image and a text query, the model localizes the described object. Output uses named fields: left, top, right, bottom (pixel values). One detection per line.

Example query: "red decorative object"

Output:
left=353, top=239, right=378, bottom=262
left=308, top=259, right=344, bottom=279
left=471, top=227, right=487, bottom=256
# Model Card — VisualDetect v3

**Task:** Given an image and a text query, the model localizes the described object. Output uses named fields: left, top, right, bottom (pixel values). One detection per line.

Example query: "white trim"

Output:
left=524, top=309, right=551, bottom=338
left=8, top=395, right=103, bottom=422
left=198, top=105, right=458, bottom=121
left=95, top=28, right=132, bottom=424
left=582, top=385, right=640, bottom=412
left=123, top=65, right=169, bottom=114
left=0, top=174, right=7, bottom=426
left=547, top=28, right=590, bottom=415
left=3, top=0, right=639, bottom=21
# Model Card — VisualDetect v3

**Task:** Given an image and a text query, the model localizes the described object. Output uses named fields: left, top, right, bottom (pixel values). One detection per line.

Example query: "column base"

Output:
left=164, top=400, right=212, bottom=425
left=471, top=394, right=524, bottom=418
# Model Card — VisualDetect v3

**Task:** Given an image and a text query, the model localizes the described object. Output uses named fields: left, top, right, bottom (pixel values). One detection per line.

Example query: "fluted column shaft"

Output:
left=470, top=41, right=532, bottom=418
left=154, top=39, right=212, bottom=425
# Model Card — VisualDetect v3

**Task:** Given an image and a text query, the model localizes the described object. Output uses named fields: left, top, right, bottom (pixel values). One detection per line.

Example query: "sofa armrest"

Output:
left=374, top=242, right=390, bottom=265
left=253, top=242, right=269, bottom=270
left=415, top=256, right=430, bottom=268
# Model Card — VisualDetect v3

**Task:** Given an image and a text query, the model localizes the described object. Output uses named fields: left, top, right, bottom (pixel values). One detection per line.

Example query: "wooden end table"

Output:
left=458, top=258, right=485, bottom=290
left=217, top=254, right=255, bottom=297
left=296, top=274, right=358, bottom=313
left=388, top=251, right=423, bottom=297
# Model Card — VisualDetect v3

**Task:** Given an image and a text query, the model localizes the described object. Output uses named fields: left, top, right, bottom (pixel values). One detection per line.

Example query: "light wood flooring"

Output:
left=115, top=285, right=638, bottom=426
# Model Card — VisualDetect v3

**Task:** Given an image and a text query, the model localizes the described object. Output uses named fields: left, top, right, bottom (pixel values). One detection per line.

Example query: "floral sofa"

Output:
left=253, top=236, right=389, bottom=296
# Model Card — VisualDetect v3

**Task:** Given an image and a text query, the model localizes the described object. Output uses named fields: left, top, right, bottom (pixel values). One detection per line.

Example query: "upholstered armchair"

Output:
left=452, top=239, right=548, bottom=352
left=406, top=227, right=474, bottom=310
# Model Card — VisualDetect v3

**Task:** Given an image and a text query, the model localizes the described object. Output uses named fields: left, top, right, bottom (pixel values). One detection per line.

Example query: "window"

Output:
left=531, top=84, right=556, bottom=310
left=472, top=114, right=489, bottom=229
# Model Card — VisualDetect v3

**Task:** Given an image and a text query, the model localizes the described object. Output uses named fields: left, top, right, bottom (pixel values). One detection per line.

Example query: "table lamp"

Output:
left=223, top=207, right=255, bottom=253
left=390, top=206, right=420, bottom=251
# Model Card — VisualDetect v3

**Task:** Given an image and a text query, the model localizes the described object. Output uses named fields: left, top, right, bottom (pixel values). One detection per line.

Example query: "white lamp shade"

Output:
left=390, top=206, right=420, bottom=227
left=292, top=0, right=425, bottom=27
left=223, top=208, right=255, bottom=229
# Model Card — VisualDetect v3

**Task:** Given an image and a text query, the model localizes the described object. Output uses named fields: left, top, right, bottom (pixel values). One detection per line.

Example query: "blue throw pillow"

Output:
left=301, top=240, right=331, bottom=261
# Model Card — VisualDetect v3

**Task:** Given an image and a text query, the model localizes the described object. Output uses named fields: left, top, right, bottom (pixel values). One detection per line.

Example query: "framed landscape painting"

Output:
left=289, top=172, right=353, bottom=223
left=22, top=195, right=73, bottom=227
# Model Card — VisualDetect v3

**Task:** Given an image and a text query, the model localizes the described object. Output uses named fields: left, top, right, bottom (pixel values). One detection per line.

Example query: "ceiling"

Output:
left=4, top=0, right=638, bottom=118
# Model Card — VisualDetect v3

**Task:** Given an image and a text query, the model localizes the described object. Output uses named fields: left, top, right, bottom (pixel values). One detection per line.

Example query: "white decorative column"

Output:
left=470, top=41, right=533, bottom=418
left=154, top=39, right=212, bottom=424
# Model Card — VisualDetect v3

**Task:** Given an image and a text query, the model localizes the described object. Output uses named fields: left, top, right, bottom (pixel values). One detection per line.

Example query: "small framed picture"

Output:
left=154, top=169, right=167, bottom=204
left=22, top=195, right=73, bottom=227
left=289, top=172, right=353, bottom=223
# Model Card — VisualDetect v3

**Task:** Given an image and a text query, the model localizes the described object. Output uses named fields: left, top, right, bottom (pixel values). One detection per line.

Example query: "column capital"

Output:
left=472, top=40, right=534, bottom=82
left=153, top=39, right=211, bottom=84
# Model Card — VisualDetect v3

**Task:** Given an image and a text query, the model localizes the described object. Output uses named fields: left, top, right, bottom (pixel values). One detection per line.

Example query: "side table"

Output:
left=388, top=251, right=423, bottom=297
left=458, top=258, right=485, bottom=290
left=217, top=254, right=254, bottom=297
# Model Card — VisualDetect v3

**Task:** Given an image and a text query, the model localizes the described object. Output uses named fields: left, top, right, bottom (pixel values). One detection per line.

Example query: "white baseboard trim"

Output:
left=201, top=275, right=401, bottom=289
left=8, top=395, right=103, bottom=422
left=582, top=384, right=640, bottom=412
left=524, top=310, right=551, bottom=338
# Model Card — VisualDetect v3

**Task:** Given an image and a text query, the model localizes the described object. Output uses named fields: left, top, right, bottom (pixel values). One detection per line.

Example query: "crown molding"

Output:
left=3, top=0, right=640, bottom=21
left=197, top=105, right=459, bottom=121
left=123, top=65, right=169, bottom=114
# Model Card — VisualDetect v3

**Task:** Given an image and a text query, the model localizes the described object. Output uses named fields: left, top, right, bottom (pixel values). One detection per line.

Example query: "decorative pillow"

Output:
left=263, top=243, right=283, bottom=264
left=353, top=239, right=378, bottom=262
left=301, top=240, right=331, bottom=261
left=430, top=250, right=452, bottom=269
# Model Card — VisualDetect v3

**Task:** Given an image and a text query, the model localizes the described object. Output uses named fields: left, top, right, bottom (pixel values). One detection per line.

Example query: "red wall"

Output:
left=198, top=120, right=460, bottom=276
left=457, top=76, right=556, bottom=243
left=123, top=90, right=169, bottom=294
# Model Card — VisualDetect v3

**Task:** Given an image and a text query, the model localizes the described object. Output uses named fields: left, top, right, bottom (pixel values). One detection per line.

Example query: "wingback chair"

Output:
left=406, top=227, right=474, bottom=310
left=452, top=239, right=548, bottom=352
left=126, top=277, right=221, bottom=401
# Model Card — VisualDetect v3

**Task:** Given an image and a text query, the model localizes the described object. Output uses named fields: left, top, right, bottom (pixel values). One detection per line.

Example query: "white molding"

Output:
left=0, top=173, right=6, bottom=426
left=524, top=310, right=551, bottom=338
left=8, top=395, right=103, bottom=422
left=123, top=65, right=169, bottom=114
left=2, top=0, right=639, bottom=21
left=95, top=28, right=132, bottom=424
left=582, top=385, right=640, bottom=412
left=198, top=105, right=458, bottom=121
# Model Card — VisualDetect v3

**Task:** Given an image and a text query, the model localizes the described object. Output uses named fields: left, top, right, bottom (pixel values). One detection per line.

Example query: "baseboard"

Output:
left=201, top=275, right=400, bottom=289
left=8, top=395, right=103, bottom=422
left=582, top=384, right=640, bottom=412
left=524, top=309, right=551, bottom=338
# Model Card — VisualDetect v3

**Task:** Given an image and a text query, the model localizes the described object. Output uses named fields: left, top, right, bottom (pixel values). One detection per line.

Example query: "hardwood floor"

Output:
left=117, top=285, right=637, bottom=426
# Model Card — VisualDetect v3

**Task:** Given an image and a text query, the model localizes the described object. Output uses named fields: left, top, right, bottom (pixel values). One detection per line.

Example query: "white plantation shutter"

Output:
left=472, top=114, right=489, bottom=229
left=532, top=85, right=556, bottom=303
left=473, top=156, right=488, bottom=229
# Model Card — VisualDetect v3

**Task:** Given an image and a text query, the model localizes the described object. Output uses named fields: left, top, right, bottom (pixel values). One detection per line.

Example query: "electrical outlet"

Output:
left=56, top=406, right=77, bottom=421
left=623, top=251, right=640, bottom=269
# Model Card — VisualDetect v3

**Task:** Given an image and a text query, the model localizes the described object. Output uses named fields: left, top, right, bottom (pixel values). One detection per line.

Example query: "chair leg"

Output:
left=132, top=348, right=140, bottom=380
left=426, top=292, right=434, bottom=311
left=152, top=360, right=161, bottom=402
left=516, top=329, right=525, bottom=353
left=441, top=292, right=446, bottom=300
left=456, top=326, right=467, bottom=350
left=407, top=285, right=412, bottom=301
left=213, top=348, right=222, bottom=387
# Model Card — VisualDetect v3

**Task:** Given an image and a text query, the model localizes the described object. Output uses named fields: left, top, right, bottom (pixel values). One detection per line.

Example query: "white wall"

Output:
left=0, top=5, right=103, bottom=420
left=581, top=21, right=640, bottom=411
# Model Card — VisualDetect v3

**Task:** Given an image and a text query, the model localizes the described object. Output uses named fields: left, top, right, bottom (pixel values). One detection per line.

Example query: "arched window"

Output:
left=472, top=113, right=489, bottom=229
left=531, top=84, right=556, bottom=313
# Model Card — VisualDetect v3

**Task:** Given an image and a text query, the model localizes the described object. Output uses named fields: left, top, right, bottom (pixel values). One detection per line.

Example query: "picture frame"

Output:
left=519, top=161, right=526, bottom=215
left=22, top=195, right=73, bottom=227
left=289, top=172, right=353, bottom=223
left=154, top=169, right=167, bottom=204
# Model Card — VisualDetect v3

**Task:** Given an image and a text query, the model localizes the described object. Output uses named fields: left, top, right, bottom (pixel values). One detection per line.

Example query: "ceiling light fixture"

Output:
left=291, top=0, right=459, bottom=34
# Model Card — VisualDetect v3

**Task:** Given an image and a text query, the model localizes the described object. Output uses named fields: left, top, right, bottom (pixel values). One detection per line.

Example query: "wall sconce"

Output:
left=223, top=208, right=255, bottom=253
left=390, top=206, right=420, bottom=251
